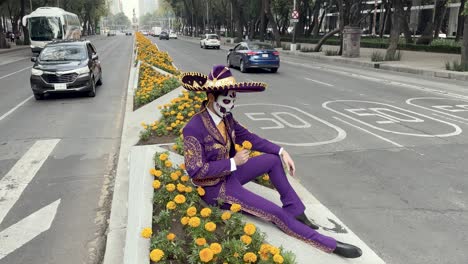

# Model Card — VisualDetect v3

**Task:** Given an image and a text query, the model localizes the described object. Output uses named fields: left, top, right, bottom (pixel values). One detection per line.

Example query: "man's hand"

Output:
left=281, top=150, right=296, bottom=176
left=234, top=149, right=250, bottom=166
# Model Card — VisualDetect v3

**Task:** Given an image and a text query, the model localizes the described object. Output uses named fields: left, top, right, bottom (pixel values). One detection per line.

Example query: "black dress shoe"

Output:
left=333, top=241, right=362, bottom=258
left=295, top=213, right=319, bottom=230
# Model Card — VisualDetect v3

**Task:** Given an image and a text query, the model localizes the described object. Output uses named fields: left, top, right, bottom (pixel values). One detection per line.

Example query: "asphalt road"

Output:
left=154, top=37, right=468, bottom=264
left=0, top=35, right=132, bottom=264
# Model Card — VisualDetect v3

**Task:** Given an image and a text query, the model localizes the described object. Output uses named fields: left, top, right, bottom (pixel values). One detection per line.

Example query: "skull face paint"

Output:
left=214, top=90, right=236, bottom=117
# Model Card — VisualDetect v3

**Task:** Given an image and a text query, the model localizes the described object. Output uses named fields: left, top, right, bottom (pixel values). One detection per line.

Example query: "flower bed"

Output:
left=134, top=63, right=180, bottom=109
left=136, top=32, right=179, bottom=75
left=142, top=151, right=296, bottom=263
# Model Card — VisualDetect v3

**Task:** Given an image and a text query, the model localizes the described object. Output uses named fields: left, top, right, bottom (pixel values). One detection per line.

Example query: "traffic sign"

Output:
left=290, top=18, right=299, bottom=23
left=291, top=10, right=299, bottom=19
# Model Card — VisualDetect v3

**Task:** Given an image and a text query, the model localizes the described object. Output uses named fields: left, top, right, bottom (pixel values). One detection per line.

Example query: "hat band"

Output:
left=205, top=76, right=236, bottom=88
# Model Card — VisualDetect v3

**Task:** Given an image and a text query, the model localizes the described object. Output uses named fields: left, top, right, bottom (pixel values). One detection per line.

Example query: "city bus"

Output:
left=22, top=7, right=81, bottom=53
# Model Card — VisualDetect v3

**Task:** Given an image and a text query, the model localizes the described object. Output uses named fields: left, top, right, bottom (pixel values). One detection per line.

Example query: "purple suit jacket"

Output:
left=183, top=107, right=281, bottom=186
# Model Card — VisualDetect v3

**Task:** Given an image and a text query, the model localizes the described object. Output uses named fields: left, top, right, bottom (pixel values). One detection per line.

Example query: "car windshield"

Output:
left=29, top=16, right=63, bottom=41
left=208, top=35, right=219, bottom=40
left=39, top=45, right=86, bottom=61
left=249, top=43, right=274, bottom=50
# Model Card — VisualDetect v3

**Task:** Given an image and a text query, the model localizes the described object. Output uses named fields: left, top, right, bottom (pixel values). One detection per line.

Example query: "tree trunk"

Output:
left=433, top=0, right=448, bottom=39
left=380, top=0, right=390, bottom=38
left=260, top=0, right=266, bottom=42
left=455, top=0, right=466, bottom=41
left=314, top=28, right=339, bottom=52
left=386, top=0, right=404, bottom=58
left=230, top=0, right=243, bottom=41
left=264, top=0, right=281, bottom=47
left=0, top=14, right=8, bottom=49
left=21, top=0, right=30, bottom=45
left=402, top=0, right=412, bottom=43
left=462, top=15, right=468, bottom=70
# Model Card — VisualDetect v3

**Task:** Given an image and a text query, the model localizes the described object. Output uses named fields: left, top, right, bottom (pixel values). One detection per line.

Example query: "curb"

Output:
left=0, top=45, right=29, bottom=54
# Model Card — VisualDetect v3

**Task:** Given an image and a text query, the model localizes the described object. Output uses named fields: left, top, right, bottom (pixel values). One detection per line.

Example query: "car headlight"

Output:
left=31, top=68, right=43, bottom=76
left=75, top=66, right=90, bottom=75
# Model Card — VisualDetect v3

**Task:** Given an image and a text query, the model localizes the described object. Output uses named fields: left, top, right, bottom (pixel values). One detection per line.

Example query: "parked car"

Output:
left=159, top=31, right=169, bottom=40
left=227, top=42, right=280, bottom=73
left=107, top=30, right=116, bottom=36
left=30, top=39, right=103, bottom=99
left=200, top=34, right=220, bottom=49
left=169, top=31, right=177, bottom=39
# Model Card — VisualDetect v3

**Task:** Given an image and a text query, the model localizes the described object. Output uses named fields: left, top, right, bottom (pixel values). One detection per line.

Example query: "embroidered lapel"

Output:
left=200, top=110, right=225, bottom=144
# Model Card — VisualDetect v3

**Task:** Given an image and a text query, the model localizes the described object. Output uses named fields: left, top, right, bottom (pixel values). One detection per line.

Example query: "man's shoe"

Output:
left=333, top=241, right=362, bottom=258
left=295, top=213, right=319, bottom=230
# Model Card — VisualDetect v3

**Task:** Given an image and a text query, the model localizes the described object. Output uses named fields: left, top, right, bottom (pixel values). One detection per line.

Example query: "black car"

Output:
left=159, top=31, right=169, bottom=40
left=30, top=40, right=102, bottom=99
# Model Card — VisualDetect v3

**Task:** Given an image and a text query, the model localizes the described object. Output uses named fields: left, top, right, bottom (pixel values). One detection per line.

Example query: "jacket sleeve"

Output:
left=233, top=117, right=281, bottom=155
left=183, top=125, right=231, bottom=180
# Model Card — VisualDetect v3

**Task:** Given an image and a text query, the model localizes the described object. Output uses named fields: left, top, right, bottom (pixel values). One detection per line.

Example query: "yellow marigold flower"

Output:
left=181, top=175, right=189, bottom=182
left=262, top=175, right=270, bottom=181
left=166, top=233, right=176, bottom=241
left=149, top=168, right=157, bottom=176
left=166, top=201, right=176, bottom=210
left=149, top=249, right=164, bottom=262
left=159, top=153, right=168, bottom=161
left=199, top=248, right=214, bottom=263
left=174, top=194, right=186, bottom=204
left=244, top=223, right=256, bottom=235
left=242, top=141, right=253, bottom=150
left=269, top=246, right=280, bottom=255
left=165, top=160, right=173, bottom=167
left=185, top=186, right=193, bottom=193
left=230, top=203, right=241, bottom=213
left=177, top=183, right=186, bottom=192
left=204, top=222, right=216, bottom=232
left=179, top=163, right=186, bottom=170
left=243, top=252, right=257, bottom=263
left=175, top=170, right=182, bottom=176
left=181, top=216, right=189, bottom=225
left=195, top=237, right=207, bottom=246
left=187, top=206, right=197, bottom=217
left=221, top=211, right=231, bottom=220
left=259, top=244, right=271, bottom=254
left=188, top=216, right=201, bottom=227
left=250, top=151, right=262, bottom=157
left=170, top=172, right=179, bottom=181
left=273, top=254, right=284, bottom=263
left=197, top=186, right=205, bottom=196
left=166, top=183, right=175, bottom=192
left=140, top=227, right=152, bottom=238
left=200, top=208, right=212, bottom=218
left=210, top=243, right=222, bottom=254
left=234, top=144, right=243, bottom=152
left=241, top=235, right=252, bottom=245
left=141, top=122, right=146, bottom=127
left=152, top=180, right=161, bottom=189
left=233, top=252, right=240, bottom=258
left=172, top=145, right=178, bottom=150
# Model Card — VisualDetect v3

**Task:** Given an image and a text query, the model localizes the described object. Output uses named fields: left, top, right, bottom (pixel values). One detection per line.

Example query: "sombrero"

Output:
left=181, top=65, right=266, bottom=93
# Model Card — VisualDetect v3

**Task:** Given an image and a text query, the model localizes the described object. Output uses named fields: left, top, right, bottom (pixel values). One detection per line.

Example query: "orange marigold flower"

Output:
left=230, top=203, right=241, bottom=213
left=165, top=160, right=173, bottom=167
left=174, top=194, right=186, bottom=204
left=200, top=208, right=212, bottom=218
left=259, top=244, right=271, bottom=254
left=152, top=180, right=161, bottom=189
left=273, top=254, right=284, bottom=263
left=141, top=227, right=152, bottom=238
left=184, top=186, right=193, bottom=193
left=262, top=175, right=270, bottom=181
left=269, top=246, right=280, bottom=255
left=149, top=249, right=164, bottom=262
left=221, top=211, right=231, bottom=220
left=188, top=217, right=201, bottom=227
left=187, top=206, right=197, bottom=217
left=166, top=201, right=176, bottom=210
left=181, top=175, right=190, bottom=182
left=166, top=233, right=176, bottom=241
left=159, top=153, right=168, bottom=161
left=242, top=141, right=253, bottom=150
left=177, top=183, right=186, bottom=192
left=210, top=243, right=222, bottom=254
left=244, top=223, right=256, bottom=235
left=243, top=252, right=257, bottom=263
left=179, top=163, right=186, bottom=170
left=204, top=222, right=216, bottom=232
left=195, top=237, right=207, bottom=246
left=170, top=172, right=179, bottom=181
left=199, top=248, right=214, bottom=263
left=181, top=216, right=189, bottom=225
left=241, top=235, right=252, bottom=245
left=197, top=186, right=205, bottom=196
left=235, top=144, right=243, bottom=152
left=149, top=168, right=157, bottom=176
left=166, top=183, right=175, bottom=192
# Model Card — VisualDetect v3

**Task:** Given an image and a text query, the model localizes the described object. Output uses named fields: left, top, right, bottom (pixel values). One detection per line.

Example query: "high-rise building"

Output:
left=138, top=0, right=159, bottom=17
left=108, top=0, right=123, bottom=15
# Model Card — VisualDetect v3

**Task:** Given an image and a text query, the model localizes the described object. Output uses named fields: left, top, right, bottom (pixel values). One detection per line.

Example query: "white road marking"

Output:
left=304, top=77, right=334, bottom=87
left=0, top=96, right=33, bottom=122
left=334, top=116, right=404, bottom=147
left=0, top=199, right=61, bottom=259
left=407, top=97, right=468, bottom=122
left=0, top=66, right=32, bottom=80
left=432, top=113, right=468, bottom=125
left=0, top=139, right=60, bottom=223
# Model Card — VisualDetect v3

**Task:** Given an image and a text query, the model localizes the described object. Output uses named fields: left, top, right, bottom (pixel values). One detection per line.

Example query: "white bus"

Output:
left=22, top=7, right=81, bottom=53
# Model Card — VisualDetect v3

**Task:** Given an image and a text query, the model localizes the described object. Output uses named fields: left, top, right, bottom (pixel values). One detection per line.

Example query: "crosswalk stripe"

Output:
left=0, top=139, right=60, bottom=224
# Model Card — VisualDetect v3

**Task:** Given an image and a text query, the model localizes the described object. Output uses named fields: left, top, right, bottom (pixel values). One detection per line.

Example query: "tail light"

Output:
left=273, top=51, right=280, bottom=56
left=246, top=51, right=258, bottom=56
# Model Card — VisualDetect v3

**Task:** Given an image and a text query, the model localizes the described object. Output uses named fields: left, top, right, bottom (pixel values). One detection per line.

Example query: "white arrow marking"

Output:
left=0, top=139, right=60, bottom=223
left=0, top=199, right=61, bottom=259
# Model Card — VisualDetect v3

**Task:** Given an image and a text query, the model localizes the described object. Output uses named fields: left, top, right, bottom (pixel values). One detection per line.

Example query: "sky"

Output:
left=122, top=0, right=138, bottom=21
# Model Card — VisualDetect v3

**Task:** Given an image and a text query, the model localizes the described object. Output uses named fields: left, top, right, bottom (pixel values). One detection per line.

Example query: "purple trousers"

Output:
left=201, top=153, right=337, bottom=252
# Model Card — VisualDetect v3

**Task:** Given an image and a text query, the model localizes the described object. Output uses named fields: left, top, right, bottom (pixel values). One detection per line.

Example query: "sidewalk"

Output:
left=0, top=42, right=29, bottom=54
left=179, top=35, right=468, bottom=81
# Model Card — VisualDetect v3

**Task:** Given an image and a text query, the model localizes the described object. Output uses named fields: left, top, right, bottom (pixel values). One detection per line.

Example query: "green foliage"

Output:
left=384, top=50, right=402, bottom=61
left=324, top=49, right=339, bottom=56
left=371, top=51, right=385, bottom=62
left=107, top=12, right=131, bottom=28
left=445, top=60, right=468, bottom=71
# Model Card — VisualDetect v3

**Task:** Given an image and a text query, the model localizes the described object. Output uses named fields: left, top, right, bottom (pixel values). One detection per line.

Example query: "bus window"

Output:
left=29, top=16, right=63, bottom=41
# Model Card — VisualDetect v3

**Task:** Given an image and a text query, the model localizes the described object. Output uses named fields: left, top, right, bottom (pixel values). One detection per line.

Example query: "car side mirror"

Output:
left=92, top=54, right=99, bottom=60
left=31, top=56, right=37, bottom=62
left=229, top=49, right=233, bottom=52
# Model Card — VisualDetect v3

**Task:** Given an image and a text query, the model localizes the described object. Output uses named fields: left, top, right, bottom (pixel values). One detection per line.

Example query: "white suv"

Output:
left=200, top=34, right=220, bottom=49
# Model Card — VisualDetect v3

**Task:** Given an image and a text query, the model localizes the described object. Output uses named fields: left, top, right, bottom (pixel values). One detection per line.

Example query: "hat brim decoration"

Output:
left=181, top=65, right=266, bottom=93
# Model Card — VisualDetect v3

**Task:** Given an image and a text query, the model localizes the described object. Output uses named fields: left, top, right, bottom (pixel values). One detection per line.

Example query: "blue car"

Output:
left=227, top=42, right=280, bottom=73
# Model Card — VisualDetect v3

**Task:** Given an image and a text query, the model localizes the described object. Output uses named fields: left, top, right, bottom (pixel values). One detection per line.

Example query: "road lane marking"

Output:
left=304, top=77, right=334, bottom=87
left=0, top=96, right=33, bottom=122
left=407, top=97, right=468, bottom=122
left=432, top=113, right=468, bottom=125
left=0, top=66, right=32, bottom=80
left=0, top=139, right=60, bottom=223
left=0, top=199, right=61, bottom=259
left=333, top=116, right=404, bottom=147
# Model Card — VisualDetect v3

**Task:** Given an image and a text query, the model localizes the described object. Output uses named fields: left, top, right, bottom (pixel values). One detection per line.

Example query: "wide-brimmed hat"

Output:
left=181, top=65, right=266, bottom=93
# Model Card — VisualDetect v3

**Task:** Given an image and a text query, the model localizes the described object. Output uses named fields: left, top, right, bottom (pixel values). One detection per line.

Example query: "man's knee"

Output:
left=264, top=153, right=282, bottom=166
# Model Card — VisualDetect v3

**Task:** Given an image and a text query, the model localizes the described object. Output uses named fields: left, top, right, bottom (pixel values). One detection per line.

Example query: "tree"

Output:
left=0, top=0, right=9, bottom=48
left=462, top=2, right=468, bottom=70
left=386, top=0, right=405, bottom=59
left=456, top=0, right=466, bottom=41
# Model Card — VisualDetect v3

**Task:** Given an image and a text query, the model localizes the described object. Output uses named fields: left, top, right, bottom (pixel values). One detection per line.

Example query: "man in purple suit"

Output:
left=181, top=65, right=361, bottom=258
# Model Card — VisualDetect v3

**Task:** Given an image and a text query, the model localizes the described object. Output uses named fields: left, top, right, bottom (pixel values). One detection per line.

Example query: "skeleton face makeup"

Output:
left=213, top=90, right=236, bottom=117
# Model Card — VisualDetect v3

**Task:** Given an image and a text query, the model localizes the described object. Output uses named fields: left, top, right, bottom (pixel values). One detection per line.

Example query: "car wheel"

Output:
left=33, top=93, right=44, bottom=100
left=88, top=78, right=96, bottom=97
left=240, top=60, right=247, bottom=73
left=270, top=68, right=278, bottom=73
left=203, top=44, right=207, bottom=49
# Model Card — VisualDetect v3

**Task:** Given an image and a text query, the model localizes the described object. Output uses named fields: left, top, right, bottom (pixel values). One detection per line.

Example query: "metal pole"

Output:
left=30, top=0, right=33, bottom=12
left=206, top=0, right=209, bottom=33
left=372, top=0, right=377, bottom=36
left=292, top=0, right=297, bottom=44
left=230, top=2, right=233, bottom=38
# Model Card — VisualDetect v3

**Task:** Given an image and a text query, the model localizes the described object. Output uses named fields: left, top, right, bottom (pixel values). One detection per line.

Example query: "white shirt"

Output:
left=206, top=107, right=283, bottom=172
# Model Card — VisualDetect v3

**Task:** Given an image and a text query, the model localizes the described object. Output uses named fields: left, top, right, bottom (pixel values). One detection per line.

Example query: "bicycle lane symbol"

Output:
left=236, top=104, right=346, bottom=147
left=322, top=100, right=462, bottom=137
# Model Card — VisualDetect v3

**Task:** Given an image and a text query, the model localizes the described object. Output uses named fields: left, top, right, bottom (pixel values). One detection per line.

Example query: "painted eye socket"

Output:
left=223, top=99, right=231, bottom=104
left=230, top=92, right=237, bottom=98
